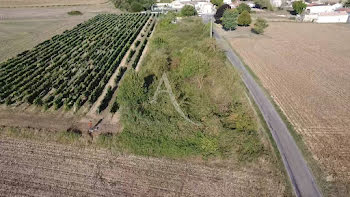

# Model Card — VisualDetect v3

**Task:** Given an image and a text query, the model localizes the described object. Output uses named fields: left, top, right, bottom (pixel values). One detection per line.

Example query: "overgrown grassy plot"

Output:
left=109, top=15, right=265, bottom=161
left=0, top=13, right=151, bottom=111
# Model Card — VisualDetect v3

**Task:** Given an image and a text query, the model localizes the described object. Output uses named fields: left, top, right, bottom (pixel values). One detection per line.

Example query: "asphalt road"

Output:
left=212, top=27, right=322, bottom=197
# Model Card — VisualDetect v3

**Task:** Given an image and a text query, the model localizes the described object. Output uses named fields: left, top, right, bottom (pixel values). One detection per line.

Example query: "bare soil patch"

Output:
left=225, top=22, right=350, bottom=195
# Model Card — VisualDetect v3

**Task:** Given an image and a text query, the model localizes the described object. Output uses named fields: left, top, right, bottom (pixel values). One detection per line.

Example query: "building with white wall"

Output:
left=316, top=11, right=349, bottom=23
left=195, top=2, right=216, bottom=15
left=306, top=3, right=343, bottom=14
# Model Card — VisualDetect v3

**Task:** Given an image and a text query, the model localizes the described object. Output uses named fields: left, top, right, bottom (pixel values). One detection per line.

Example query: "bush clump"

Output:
left=252, top=18, right=268, bottom=34
left=222, top=9, right=239, bottom=30
left=237, top=10, right=252, bottom=26
left=214, top=4, right=231, bottom=23
left=254, top=0, right=273, bottom=10
left=292, top=1, right=307, bottom=15
left=236, top=3, right=251, bottom=14
left=211, top=0, right=224, bottom=7
left=112, top=0, right=154, bottom=12
left=67, top=11, right=83, bottom=15
left=181, top=5, right=197, bottom=16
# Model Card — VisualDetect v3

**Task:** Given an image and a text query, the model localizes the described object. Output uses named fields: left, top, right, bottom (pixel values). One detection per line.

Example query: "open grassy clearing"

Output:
left=225, top=22, right=350, bottom=196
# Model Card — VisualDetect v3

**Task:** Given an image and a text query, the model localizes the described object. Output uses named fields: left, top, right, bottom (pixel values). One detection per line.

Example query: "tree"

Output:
left=344, top=0, right=350, bottom=8
left=211, top=0, right=224, bottom=7
left=252, top=18, right=268, bottom=34
left=254, top=0, right=273, bottom=10
left=237, top=10, right=252, bottom=26
left=181, top=5, right=197, bottom=16
left=236, top=3, right=251, bottom=14
left=292, top=1, right=307, bottom=15
left=131, top=2, right=143, bottom=12
left=222, top=9, right=239, bottom=30
left=214, top=4, right=231, bottom=23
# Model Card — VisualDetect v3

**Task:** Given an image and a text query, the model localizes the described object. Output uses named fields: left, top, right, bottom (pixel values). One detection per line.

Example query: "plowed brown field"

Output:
left=0, top=136, right=286, bottom=196
left=227, top=22, right=350, bottom=193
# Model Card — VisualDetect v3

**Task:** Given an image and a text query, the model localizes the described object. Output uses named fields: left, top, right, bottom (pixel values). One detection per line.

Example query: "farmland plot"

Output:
left=0, top=13, right=151, bottom=112
left=0, top=136, right=286, bottom=196
left=226, top=22, right=350, bottom=194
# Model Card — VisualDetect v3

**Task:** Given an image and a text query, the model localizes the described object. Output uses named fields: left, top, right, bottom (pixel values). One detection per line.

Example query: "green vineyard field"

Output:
left=0, top=13, right=152, bottom=112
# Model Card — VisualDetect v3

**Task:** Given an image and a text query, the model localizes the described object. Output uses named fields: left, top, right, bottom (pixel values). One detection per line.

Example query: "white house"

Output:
left=316, top=11, right=349, bottom=23
left=306, top=3, right=343, bottom=14
left=195, top=2, right=216, bottom=15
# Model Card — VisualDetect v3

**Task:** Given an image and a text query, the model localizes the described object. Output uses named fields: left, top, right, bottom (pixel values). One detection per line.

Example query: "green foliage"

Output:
left=252, top=18, right=268, bottom=34
left=181, top=5, right=197, bottom=16
left=117, top=69, right=147, bottom=107
left=0, top=14, right=151, bottom=110
left=292, top=1, right=307, bottom=14
left=237, top=10, right=252, bottom=26
left=67, top=11, right=82, bottom=15
left=222, top=9, right=239, bottom=30
left=254, top=0, right=273, bottom=10
left=131, top=2, right=144, bottom=12
left=115, top=17, right=264, bottom=161
left=112, top=0, right=155, bottom=12
left=236, top=3, right=251, bottom=14
left=345, top=0, right=350, bottom=8
left=211, top=0, right=224, bottom=7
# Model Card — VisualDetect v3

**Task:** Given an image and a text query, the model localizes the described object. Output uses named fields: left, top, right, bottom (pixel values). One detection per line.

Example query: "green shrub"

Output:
left=67, top=11, right=83, bottom=15
left=236, top=3, right=251, bottom=14
left=254, top=0, right=273, bottom=10
left=131, top=2, right=144, bottom=12
left=222, top=9, right=239, bottom=30
left=237, top=10, right=252, bottom=26
left=181, top=5, right=197, bottom=16
left=345, top=0, right=350, bottom=8
left=210, top=0, right=224, bottom=7
left=292, top=1, right=307, bottom=15
left=252, top=18, right=268, bottom=34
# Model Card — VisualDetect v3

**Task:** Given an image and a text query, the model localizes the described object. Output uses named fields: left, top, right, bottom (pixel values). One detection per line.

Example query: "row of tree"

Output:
left=216, top=3, right=268, bottom=34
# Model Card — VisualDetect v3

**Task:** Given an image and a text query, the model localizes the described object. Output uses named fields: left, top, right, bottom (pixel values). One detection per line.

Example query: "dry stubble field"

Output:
left=227, top=22, right=350, bottom=194
left=0, top=131, right=286, bottom=196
